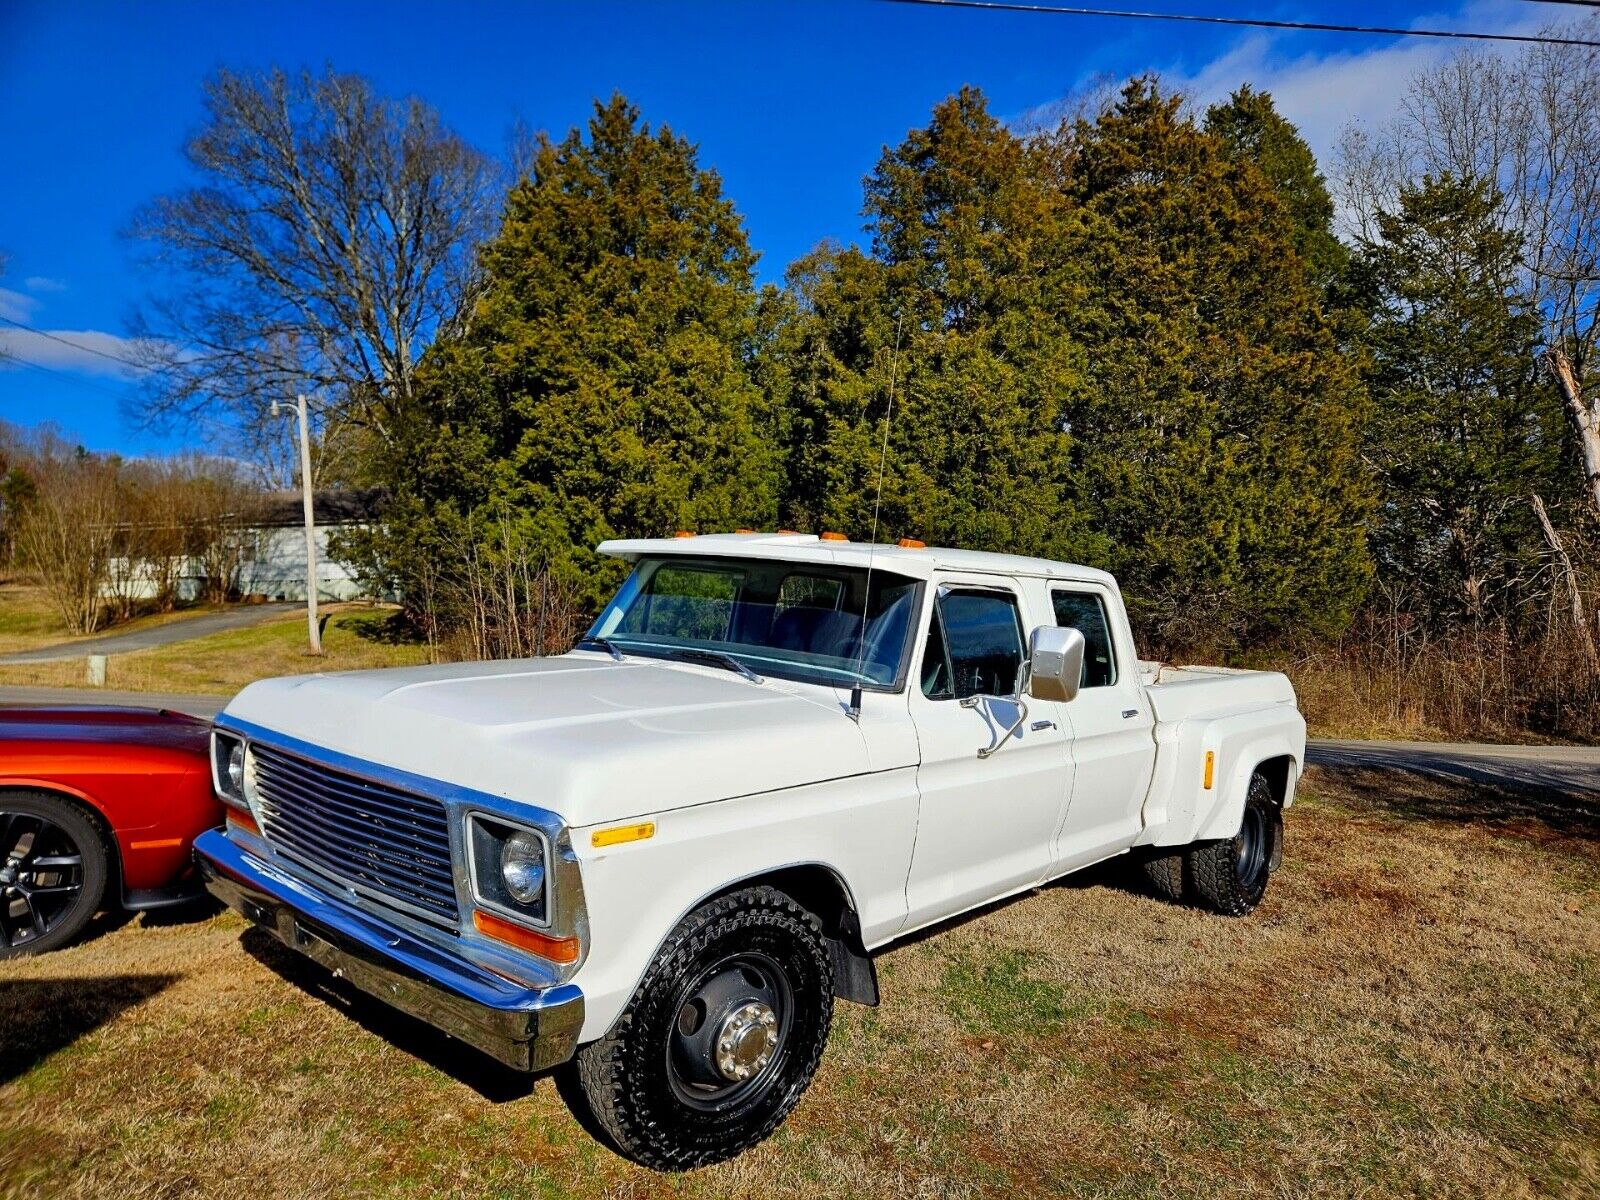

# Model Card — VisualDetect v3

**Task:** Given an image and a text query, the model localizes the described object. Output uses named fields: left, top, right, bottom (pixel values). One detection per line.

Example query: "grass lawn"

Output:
left=0, top=606, right=431, bottom=695
left=1, top=765, right=1595, bottom=1199
left=0, top=578, right=235, bottom=658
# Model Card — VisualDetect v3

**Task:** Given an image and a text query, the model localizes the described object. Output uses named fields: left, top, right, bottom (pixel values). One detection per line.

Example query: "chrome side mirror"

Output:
left=1027, top=625, right=1085, bottom=703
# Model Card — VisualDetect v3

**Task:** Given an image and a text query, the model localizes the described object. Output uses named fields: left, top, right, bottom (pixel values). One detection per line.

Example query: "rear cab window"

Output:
left=1050, top=589, right=1117, bottom=688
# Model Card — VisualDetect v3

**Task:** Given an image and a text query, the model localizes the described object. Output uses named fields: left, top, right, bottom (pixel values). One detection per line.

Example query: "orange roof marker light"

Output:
left=673, top=530, right=696, bottom=539
left=777, top=529, right=799, bottom=535
left=897, top=538, right=926, bottom=549
left=734, top=528, right=756, bottom=534
left=820, top=531, right=848, bottom=542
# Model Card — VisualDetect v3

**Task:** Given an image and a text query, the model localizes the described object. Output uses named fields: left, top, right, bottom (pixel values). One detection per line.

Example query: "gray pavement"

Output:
left=0, top=604, right=298, bottom=664
left=1306, top=738, right=1600, bottom=796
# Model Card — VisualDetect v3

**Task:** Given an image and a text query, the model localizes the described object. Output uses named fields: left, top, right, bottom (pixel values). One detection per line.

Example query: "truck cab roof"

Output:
left=597, top=532, right=1120, bottom=590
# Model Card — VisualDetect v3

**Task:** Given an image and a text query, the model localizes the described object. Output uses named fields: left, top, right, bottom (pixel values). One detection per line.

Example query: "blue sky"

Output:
left=0, top=0, right=1545, bottom=457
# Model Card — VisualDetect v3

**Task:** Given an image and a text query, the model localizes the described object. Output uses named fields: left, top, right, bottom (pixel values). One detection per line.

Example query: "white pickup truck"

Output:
left=197, top=533, right=1305, bottom=1169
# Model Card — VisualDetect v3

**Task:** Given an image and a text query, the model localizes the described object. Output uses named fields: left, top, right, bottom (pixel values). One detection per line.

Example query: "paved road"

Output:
left=0, top=685, right=229, bottom=718
left=0, top=604, right=298, bottom=665
left=1307, top=738, right=1600, bottom=796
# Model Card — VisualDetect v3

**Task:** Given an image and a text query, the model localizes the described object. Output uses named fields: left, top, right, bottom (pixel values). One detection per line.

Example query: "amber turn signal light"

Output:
left=1203, top=750, right=1216, bottom=790
left=226, top=807, right=260, bottom=837
left=473, top=909, right=581, bottom=964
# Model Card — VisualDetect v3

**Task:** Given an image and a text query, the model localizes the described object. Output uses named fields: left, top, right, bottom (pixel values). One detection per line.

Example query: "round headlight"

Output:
left=227, top=741, right=247, bottom=796
left=500, top=831, right=546, bottom=905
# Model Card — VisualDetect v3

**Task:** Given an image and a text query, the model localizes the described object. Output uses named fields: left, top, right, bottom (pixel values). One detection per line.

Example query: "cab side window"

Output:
left=1051, top=590, right=1117, bottom=688
left=922, top=590, right=1025, bottom=700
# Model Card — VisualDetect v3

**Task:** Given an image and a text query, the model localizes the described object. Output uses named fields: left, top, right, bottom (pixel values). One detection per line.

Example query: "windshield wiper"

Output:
left=666, top=647, right=764, bottom=684
left=576, top=635, right=624, bottom=662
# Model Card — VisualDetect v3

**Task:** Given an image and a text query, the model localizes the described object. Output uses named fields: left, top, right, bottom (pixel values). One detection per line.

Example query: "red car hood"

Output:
left=0, top=705, right=211, bottom=754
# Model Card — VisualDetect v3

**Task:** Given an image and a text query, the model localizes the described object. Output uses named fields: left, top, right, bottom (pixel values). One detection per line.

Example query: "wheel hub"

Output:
left=714, top=1002, right=778, bottom=1081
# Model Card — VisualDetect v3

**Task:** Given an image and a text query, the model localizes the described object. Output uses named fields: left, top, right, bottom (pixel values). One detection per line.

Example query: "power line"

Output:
left=0, top=353, right=135, bottom=400
left=1523, top=2, right=1600, bottom=8
left=0, top=314, right=148, bottom=370
left=881, top=0, right=1600, bottom=46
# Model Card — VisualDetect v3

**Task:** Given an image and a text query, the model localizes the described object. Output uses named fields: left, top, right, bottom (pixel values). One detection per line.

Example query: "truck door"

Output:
left=903, top=581, right=1073, bottom=930
left=1048, top=585, right=1157, bottom=869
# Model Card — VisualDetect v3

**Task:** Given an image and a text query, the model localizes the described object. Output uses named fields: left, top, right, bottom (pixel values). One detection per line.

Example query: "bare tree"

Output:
left=1336, top=21, right=1600, bottom=516
left=127, top=66, right=501, bottom=472
left=13, top=452, right=120, bottom=635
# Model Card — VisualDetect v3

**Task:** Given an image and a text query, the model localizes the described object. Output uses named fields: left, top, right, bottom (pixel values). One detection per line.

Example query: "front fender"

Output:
left=564, top=767, right=918, bottom=1043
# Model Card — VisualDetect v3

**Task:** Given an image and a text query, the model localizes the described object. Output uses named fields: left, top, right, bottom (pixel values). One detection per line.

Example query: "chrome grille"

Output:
left=249, top=742, right=459, bottom=927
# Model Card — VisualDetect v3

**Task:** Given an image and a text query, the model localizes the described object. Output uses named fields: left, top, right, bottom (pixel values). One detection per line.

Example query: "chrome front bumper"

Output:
left=195, top=829, right=584, bottom=1072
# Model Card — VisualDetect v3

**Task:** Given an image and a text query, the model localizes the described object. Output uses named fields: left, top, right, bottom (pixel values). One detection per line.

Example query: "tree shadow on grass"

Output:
left=340, top=610, right=424, bottom=647
left=0, top=974, right=179, bottom=1083
left=238, top=927, right=538, bottom=1103
left=1305, top=764, right=1600, bottom=842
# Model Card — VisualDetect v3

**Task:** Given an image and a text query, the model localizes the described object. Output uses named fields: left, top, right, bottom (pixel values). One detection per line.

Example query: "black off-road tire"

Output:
left=0, top=791, right=109, bottom=958
left=1185, top=772, right=1279, bottom=917
left=1137, top=850, right=1185, bottom=902
left=569, top=885, right=834, bottom=1170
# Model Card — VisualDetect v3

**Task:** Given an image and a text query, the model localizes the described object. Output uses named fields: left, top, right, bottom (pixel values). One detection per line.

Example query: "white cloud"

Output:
left=0, top=328, right=159, bottom=378
left=23, top=276, right=66, bottom=293
left=1023, top=1, right=1550, bottom=167
left=0, top=288, right=39, bottom=323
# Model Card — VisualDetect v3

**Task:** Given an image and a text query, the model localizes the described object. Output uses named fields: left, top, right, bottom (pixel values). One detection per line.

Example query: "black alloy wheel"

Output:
left=0, top=794, right=108, bottom=957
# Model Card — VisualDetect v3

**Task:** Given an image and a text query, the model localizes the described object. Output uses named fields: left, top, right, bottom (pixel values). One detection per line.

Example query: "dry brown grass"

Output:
left=2, top=766, right=1597, bottom=1199
left=0, top=606, right=430, bottom=696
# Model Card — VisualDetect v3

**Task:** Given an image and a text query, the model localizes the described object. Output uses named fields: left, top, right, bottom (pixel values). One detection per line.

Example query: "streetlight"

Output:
left=271, top=393, right=322, bottom=655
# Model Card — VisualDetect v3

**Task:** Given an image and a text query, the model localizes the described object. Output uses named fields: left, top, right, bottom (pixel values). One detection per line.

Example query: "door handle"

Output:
left=1121, top=709, right=1139, bottom=719
left=1030, top=719, right=1057, bottom=731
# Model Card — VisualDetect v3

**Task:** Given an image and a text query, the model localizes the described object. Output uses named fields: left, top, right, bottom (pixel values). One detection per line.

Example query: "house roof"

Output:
left=252, top=487, right=385, bottom=528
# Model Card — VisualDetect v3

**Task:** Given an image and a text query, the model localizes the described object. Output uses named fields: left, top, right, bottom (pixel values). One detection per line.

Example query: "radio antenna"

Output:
left=847, top=312, right=905, bottom=722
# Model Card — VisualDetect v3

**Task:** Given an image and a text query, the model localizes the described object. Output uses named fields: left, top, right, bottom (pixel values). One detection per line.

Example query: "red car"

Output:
left=0, top=706, right=221, bottom=957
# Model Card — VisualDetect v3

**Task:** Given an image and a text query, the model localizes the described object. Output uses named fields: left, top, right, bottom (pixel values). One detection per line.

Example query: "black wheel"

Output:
left=570, top=885, right=833, bottom=1170
left=1185, top=772, right=1280, bottom=917
left=0, top=792, right=108, bottom=958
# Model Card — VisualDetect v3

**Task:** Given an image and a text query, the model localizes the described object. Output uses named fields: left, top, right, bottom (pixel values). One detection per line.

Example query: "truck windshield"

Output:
left=584, top=556, right=921, bottom=689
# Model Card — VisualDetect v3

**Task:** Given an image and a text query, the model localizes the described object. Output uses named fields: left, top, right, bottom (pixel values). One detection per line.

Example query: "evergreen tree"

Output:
left=1204, top=86, right=1347, bottom=291
left=777, top=88, right=1100, bottom=563
left=362, top=95, right=778, bottom=610
left=1050, top=80, right=1371, bottom=647
left=1353, top=173, right=1566, bottom=624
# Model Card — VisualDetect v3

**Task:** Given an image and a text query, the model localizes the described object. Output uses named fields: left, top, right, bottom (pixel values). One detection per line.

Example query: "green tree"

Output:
left=1353, top=173, right=1566, bottom=624
left=776, top=88, right=1099, bottom=563
left=1061, top=79, right=1372, bottom=648
left=1204, top=86, right=1347, bottom=290
left=359, top=95, right=778, bottom=614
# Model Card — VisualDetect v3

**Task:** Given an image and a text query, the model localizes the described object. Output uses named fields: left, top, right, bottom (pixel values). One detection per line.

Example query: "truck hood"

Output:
left=221, top=654, right=869, bottom=827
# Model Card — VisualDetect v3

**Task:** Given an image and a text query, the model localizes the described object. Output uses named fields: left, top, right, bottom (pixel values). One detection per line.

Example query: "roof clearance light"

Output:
left=898, top=538, right=926, bottom=549
left=734, top=528, right=756, bottom=534
left=673, top=530, right=696, bottom=539
left=820, top=531, right=848, bottom=542
left=777, top=528, right=799, bottom=535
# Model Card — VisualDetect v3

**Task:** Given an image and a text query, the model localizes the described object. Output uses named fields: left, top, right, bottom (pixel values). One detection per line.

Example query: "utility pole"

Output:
left=273, top=393, right=322, bottom=655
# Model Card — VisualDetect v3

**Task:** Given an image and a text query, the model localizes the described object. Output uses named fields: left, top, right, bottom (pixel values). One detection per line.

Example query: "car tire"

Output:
left=0, top=791, right=109, bottom=958
left=570, top=885, right=834, bottom=1170
left=1137, top=850, right=1185, bottom=902
left=1185, top=772, right=1279, bottom=917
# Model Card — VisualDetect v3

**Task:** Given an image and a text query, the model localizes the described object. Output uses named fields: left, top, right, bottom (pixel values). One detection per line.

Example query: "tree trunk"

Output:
left=1531, top=492, right=1598, bottom=669
left=1546, top=348, right=1600, bottom=521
